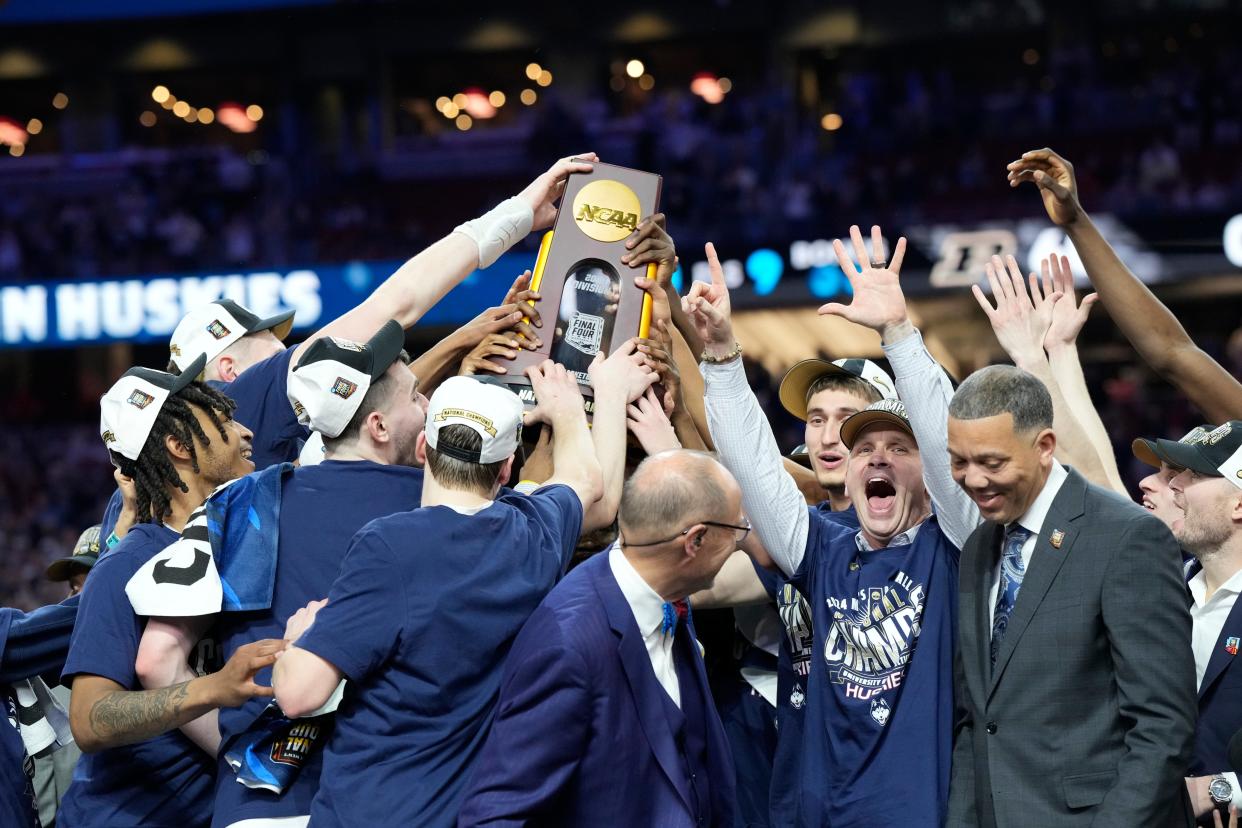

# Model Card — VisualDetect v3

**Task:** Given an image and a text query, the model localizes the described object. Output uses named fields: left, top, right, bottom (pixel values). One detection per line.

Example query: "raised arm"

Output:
left=819, top=224, right=979, bottom=548
left=689, top=243, right=810, bottom=577
left=524, top=361, right=605, bottom=518
left=583, top=340, right=658, bottom=531
left=1008, top=147, right=1242, bottom=423
left=1040, top=253, right=1127, bottom=494
left=971, top=253, right=1120, bottom=492
left=295, top=154, right=598, bottom=360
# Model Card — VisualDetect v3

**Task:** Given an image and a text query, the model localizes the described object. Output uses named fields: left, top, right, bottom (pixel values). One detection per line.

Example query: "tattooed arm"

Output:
left=68, top=639, right=286, bottom=753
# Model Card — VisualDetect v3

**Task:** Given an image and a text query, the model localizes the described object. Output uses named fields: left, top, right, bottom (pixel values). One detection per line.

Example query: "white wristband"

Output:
left=453, top=196, right=534, bottom=269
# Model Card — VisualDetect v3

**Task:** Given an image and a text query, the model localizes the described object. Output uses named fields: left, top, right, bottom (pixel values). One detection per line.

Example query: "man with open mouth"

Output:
left=689, top=225, right=975, bottom=826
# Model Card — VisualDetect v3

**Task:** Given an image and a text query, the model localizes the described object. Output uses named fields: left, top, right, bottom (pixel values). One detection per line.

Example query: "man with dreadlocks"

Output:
left=59, top=355, right=287, bottom=828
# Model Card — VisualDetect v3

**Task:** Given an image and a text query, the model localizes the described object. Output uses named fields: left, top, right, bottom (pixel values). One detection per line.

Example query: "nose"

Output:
left=963, top=465, right=989, bottom=492
left=234, top=420, right=255, bottom=441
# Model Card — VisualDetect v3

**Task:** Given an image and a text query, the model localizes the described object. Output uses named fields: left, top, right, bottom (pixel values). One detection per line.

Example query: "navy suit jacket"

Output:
left=457, top=551, right=735, bottom=827
left=1191, top=581, right=1242, bottom=777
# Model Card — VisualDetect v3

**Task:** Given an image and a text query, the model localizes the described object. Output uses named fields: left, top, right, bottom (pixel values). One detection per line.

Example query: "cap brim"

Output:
left=46, top=555, right=97, bottom=581
left=1131, top=437, right=1162, bottom=469
left=1154, top=438, right=1217, bottom=476
left=365, top=320, right=407, bottom=382
left=840, top=410, right=914, bottom=450
left=787, top=450, right=812, bottom=469
left=251, top=309, right=296, bottom=341
left=779, top=359, right=848, bottom=421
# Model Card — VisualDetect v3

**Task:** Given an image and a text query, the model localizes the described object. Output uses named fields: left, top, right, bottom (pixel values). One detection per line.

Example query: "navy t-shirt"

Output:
left=59, top=523, right=216, bottom=828
left=788, top=510, right=958, bottom=827
left=207, top=346, right=306, bottom=471
left=761, top=503, right=857, bottom=828
left=211, top=460, right=424, bottom=826
left=297, top=485, right=584, bottom=828
left=98, top=347, right=306, bottom=541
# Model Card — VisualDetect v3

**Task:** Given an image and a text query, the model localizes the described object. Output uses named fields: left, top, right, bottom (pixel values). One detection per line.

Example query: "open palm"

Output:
left=818, top=224, right=909, bottom=334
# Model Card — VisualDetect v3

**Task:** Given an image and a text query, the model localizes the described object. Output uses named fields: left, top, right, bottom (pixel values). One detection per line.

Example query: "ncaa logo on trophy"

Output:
left=498, top=162, right=663, bottom=419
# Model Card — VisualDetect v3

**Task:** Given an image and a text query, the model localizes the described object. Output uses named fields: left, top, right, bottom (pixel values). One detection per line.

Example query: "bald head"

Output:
left=619, top=450, right=736, bottom=544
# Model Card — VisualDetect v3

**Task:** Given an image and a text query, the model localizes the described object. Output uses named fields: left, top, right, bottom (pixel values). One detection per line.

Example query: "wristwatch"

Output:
left=1209, top=773, right=1233, bottom=808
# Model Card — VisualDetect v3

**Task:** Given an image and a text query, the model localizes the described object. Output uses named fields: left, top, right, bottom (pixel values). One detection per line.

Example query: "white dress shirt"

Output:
left=987, top=461, right=1068, bottom=627
left=1188, top=565, right=1242, bottom=805
left=610, top=544, right=681, bottom=708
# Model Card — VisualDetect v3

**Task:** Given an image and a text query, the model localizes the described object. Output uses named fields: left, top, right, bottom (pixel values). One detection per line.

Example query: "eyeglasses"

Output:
left=622, top=518, right=752, bottom=548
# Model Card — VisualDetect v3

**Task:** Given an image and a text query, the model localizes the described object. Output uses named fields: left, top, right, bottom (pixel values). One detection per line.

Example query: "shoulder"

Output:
left=514, top=563, right=611, bottom=660
left=98, top=524, right=177, bottom=569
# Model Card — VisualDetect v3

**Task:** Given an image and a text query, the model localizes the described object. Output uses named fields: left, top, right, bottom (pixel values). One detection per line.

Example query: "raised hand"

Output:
left=638, top=320, right=680, bottom=413
left=627, top=387, right=681, bottom=455
left=621, top=213, right=676, bottom=278
left=587, top=338, right=658, bottom=404
left=1006, top=148, right=1084, bottom=227
left=681, top=242, right=733, bottom=357
left=524, top=360, right=586, bottom=426
left=818, top=224, right=910, bottom=341
left=1042, top=254, right=1098, bottom=349
left=971, top=254, right=1063, bottom=367
left=458, top=333, right=523, bottom=376
left=517, top=153, right=599, bottom=231
left=499, top=269, right=544, bottom=346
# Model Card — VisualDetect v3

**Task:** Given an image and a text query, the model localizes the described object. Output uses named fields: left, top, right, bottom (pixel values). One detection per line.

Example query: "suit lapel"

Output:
left=962, top=523, right=1001, bottom=709
left=591, top=556, right=693, bottom=813
left=988, top=470, right=1087, bottom=698
left=1198, top=592, right=1242, bottom=699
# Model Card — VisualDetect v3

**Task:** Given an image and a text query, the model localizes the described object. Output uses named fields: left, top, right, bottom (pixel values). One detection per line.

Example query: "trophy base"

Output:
left=493, top=372, right=597, bottom=420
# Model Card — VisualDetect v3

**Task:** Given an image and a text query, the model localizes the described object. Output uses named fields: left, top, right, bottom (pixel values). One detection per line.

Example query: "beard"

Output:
left=393, top=430, right=423, bottom=469
left=1177, top=510, right=1233, bottom=558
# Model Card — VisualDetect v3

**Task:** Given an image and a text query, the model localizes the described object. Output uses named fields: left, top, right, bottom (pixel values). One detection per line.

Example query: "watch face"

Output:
left=1210, top=778, right=1232, bottom=802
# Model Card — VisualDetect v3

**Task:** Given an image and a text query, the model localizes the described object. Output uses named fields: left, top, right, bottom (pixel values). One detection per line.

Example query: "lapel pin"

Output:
left=1049, top=530, right=1065, bottom=549
left=1227, top=637, right=1239, bottom=656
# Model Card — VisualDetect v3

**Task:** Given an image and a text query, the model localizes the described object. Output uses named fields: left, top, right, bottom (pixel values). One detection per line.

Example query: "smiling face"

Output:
left=844, top=424, right=929, bottom=547
left=1139, top=462, right=1183, bottom=529
left=189, top=402, right=255, bottom=485
left=947, top=413, right=1055, bottom=525
left=804, top=384, right=878, bottom=491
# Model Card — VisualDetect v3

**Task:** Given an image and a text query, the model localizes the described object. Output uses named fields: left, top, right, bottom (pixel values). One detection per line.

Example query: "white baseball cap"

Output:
left=779, top=358, right=898, bottom=421
left=101, top=354, right=208, bottom=464
left=425, top=376, right=523, bottom=464
left=287, top=320, right=407, bottom=438
left=169, top=299, right=295, bottom=374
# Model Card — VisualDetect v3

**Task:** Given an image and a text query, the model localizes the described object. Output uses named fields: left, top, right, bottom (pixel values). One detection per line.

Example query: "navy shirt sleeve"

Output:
left=61, top=545, right=146, bottom=687
left=296, top=527, right=404, bottom=683
left=0, top=595, right=79, bottom=684
left=504, top=484, right=585, bottom=574
left=210, top=347, right=306, bottom=469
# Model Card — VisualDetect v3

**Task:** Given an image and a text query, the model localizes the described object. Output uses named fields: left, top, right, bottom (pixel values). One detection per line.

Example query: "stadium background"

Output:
left=2, top=0, right=1241, bottom=609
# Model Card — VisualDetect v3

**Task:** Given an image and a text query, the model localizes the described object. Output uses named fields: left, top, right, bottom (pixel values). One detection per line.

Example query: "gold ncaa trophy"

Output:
left=501, top=162, right=662, bottom=416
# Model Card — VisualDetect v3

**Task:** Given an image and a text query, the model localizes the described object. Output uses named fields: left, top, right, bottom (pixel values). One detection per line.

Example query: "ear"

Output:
left=215, top=355, right=239, bottom=383
left=415, top=431, right=428, bottom=465
left=165, top=431, right=193, bottom=462
left=1230, top=490, right=1242, bottom=525
left=1034, top=427, right=1057, bottom=464
left=679, top=523, right=707, bottom=560
left=496, top=456, right=515, bottom=489
left=365, top=410, right=388, bottom=445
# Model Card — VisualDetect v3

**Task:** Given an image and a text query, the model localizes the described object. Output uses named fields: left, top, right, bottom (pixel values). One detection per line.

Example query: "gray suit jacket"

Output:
left=946, top=468, right=1195, bottom=828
